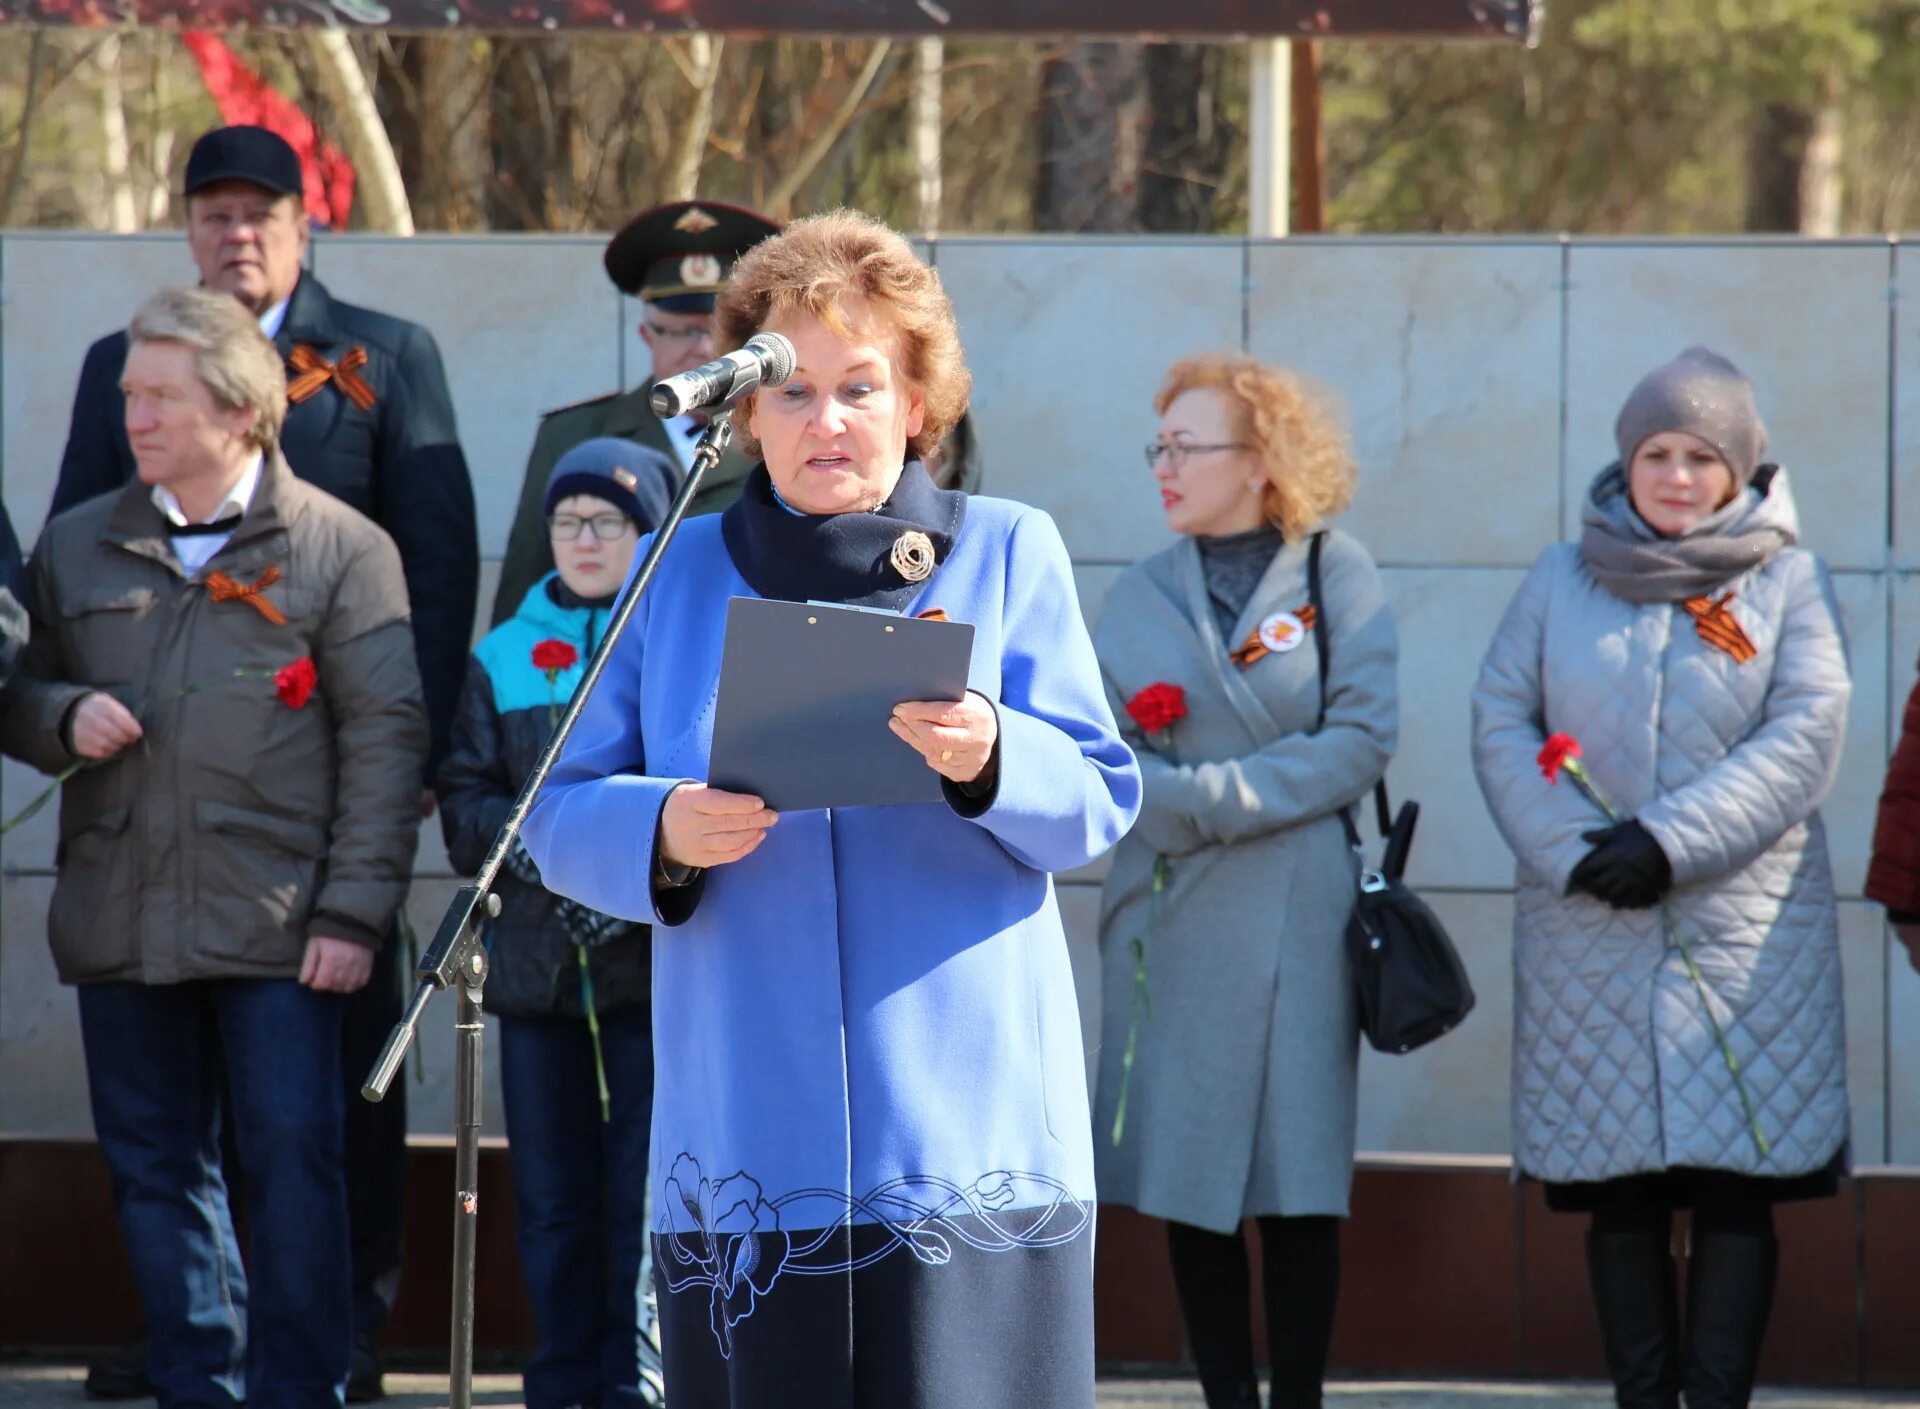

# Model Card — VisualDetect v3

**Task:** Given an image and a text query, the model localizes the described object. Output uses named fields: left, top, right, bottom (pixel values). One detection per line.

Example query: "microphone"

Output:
left=649, top=332, right=797, bottom=419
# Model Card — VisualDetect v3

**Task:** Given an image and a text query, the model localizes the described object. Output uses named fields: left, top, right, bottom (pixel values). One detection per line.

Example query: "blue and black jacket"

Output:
left=436, top=572, right=648, bottom=1019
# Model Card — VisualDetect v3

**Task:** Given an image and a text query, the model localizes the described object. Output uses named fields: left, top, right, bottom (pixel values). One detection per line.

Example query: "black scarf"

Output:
left=720, top=460, right=968, bottom=611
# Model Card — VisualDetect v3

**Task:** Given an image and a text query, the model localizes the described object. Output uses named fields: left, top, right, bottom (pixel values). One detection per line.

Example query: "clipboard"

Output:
left=706, top=596, right=977, bottom=811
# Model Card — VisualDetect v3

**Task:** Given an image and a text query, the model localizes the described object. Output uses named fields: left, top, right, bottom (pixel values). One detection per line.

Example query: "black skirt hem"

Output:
left=1536, top=1149, right=1847, bottom=1214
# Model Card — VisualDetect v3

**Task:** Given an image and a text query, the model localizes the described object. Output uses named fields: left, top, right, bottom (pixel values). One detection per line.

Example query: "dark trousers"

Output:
left=499, top=1007, right=655, bottom=1409
left=1165, top=1216, right=1341, bottom=1409
left=341, top=935, right=408, bottom=1344
left=78, top=979, right=351, bottom=1409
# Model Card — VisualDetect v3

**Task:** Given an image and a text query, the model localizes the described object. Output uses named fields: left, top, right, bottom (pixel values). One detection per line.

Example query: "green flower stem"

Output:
left=578, top=944, right=611, bottom=1123
left=1108, top=725, right=1180, bottom=1145
left=1110, top=854, right=1168, bottom=1147
left=1555, top=756, right=1769, bottom=1162
left=0, top=758, right=93, bottom=834
left=1664, top=906, right=1771, bottom=1161
left=1563, top=759, right=1618, bottom=822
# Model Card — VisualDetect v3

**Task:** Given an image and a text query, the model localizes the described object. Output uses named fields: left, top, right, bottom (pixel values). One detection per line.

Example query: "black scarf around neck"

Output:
left=720, top=460, right=968, bottom=612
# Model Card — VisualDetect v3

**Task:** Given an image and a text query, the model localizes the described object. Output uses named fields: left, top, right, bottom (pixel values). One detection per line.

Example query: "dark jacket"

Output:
left=437, top=573, right=649, bottom=1018
left=0, top=455, right=428, bottom=985
left=51, top=272, right=477, bottom=776
left=0, top=495, right=24, bottom=689
left=1871, top=671, right=1920, bottom=916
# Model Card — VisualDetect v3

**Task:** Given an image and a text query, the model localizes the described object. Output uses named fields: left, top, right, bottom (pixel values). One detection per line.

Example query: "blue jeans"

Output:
left=499, top=1007, right=655, bottom=1409
left=78, top=979, right=351, bottom=1409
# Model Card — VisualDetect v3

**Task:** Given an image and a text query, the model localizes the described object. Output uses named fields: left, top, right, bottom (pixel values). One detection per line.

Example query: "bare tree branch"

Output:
left=0, top=31, right=50, bottom=228
left=767, top=39, right=892, bottom=216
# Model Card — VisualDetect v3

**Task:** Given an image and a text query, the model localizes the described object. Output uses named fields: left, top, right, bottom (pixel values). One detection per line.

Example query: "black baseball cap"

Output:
left=184, top=125, right=304, bottom=200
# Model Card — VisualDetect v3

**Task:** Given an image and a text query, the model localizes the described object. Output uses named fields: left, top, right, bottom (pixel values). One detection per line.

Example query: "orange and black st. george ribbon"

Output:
left=1682, top=593, right=1757, bottom=664
left=1229, top=605, right=1316, bottom=669
left=206, top=566, right=289, bottom=626
left=286, top=344, right=377, bottom=411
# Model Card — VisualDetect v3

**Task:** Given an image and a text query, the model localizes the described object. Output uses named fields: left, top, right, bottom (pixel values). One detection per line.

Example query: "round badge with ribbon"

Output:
left=1258, top=611, right=1308, bottom=654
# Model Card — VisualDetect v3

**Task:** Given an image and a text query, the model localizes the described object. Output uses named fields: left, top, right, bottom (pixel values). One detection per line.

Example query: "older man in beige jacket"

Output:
left=0, top=286, right=425, bottom=1409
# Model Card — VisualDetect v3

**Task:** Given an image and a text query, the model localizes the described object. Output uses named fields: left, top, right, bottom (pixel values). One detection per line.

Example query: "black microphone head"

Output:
left=648, top=381, right=680, bottom=418
left=746, top=331, right=797, bottom=387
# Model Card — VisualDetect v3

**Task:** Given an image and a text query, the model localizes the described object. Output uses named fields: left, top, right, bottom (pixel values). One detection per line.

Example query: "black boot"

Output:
left=1682, top=1231, right=1778, bottom=1409
left=1586, top=1230, right=1682, bottom=1409
left=83, top=1336, right=152, bottom=1402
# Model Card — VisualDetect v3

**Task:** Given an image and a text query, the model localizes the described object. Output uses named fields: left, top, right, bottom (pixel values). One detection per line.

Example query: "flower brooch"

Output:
left=890, top=529, right=936, bottom=583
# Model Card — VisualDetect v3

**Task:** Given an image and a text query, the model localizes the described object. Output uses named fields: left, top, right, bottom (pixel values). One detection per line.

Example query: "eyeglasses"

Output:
left=644, top=323, right=713, bottom=344
left=548, top=513, right=633, bottom=542
left=1145, top=441, right=1248, bottom=470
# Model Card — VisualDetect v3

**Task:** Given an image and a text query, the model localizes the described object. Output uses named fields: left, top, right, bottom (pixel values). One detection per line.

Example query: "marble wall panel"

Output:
left=1563, top=243, right=1892, bottom=569
left=1831, top=573, right=1891, bottom=901
left=1248, top=240, right=1564, bottom=568
left=935, top=239, right=1242, bottom=563
left=311, top=236, right=619, bottom=560
left=1887, top=241, right=1920, bottom=567
left=2, top=234, right=186, bottom=535
left=1356, top=890, right=1515, bottom=1157
left=1842, top=901, right=1890, bottom=1166
left=0, top=873, right=85, bottom=1135
left=1377, top=566, right=1528, bottom=892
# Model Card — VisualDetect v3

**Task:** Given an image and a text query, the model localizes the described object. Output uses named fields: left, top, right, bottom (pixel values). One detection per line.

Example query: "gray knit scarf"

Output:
left=1578, top=462, right=1796, bottom=605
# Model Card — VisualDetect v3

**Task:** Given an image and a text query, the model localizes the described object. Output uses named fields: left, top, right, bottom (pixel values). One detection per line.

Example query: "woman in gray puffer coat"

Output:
left=1472, top=348, right=1850, bottom=1409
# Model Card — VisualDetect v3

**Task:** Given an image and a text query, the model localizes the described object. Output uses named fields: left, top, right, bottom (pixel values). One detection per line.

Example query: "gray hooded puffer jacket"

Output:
left=1472, top=465, right=1851, bottom=1184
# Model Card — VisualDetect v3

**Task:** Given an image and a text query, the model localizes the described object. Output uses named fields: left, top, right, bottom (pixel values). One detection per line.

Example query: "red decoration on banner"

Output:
left=181, top=33, right=356, bottom=230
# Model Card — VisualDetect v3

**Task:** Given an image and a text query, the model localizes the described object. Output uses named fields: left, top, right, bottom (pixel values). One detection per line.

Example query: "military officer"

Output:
left=491, top=200, right=780, bottom=625
left=50, top=125, right=478, bottom=1405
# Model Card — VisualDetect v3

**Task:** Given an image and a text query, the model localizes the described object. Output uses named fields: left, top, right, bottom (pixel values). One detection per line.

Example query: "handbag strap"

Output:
left=1306, top=531, right=1392, bottom=846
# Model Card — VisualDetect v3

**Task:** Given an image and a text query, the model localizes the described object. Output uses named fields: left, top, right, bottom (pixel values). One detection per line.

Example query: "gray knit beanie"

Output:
left=1613, top=346, right=1768, bottom=487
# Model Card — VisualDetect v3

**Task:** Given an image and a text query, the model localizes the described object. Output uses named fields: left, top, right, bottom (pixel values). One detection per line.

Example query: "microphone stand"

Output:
left=361, top=409, right=737, bottom=1409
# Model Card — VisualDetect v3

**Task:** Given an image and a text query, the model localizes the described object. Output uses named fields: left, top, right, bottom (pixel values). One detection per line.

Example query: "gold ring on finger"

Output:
left=940, top=749, right=954, bottom=763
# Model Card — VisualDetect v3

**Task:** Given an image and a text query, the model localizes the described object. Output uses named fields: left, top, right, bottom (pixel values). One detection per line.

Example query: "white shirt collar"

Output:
left=153, top=453, right=264, bottom=529
left=258, top=297, right=292, bottom=341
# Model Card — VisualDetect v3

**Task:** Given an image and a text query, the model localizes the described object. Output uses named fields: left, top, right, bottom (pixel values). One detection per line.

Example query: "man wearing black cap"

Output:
left=490, top=199, right=779, bottom=626
left=50, top=125, right=478, bottom=1405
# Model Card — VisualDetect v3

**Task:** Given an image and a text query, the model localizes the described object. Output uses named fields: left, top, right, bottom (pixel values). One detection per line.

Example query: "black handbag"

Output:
left=1306, top=533, right=1476, bottom=1055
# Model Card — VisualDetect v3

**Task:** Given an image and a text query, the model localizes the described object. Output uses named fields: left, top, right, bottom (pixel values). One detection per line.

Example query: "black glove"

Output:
left=1568, top=821, right=1673, bottom=910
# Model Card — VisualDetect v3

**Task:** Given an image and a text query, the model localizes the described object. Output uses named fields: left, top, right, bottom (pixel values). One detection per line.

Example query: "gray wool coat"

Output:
left=1092, top=529, right=1398, bottom=1230
left=1471, top=467, right=1851, bottom=1185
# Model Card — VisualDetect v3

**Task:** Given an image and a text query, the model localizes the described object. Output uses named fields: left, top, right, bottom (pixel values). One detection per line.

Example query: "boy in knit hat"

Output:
left=435, top=437, right=679, bottom=1409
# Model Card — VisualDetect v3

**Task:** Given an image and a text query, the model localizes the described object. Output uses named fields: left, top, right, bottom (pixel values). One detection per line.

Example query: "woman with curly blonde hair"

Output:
left=1093, top=353, right=1398, bottom=1409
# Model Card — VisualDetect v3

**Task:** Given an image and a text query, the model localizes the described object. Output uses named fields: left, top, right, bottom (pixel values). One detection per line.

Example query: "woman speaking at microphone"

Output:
left=522, top=209, right=1141, bottom=1409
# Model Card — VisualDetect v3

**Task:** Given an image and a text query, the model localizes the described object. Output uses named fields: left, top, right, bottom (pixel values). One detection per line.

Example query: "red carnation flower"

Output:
left=1537, top=732, right=1581, bottom=783
left=1125, top=682, right=1188, bottom=738
left=275, top=657, right=319, bottom=711
left=532, top=639, right=579, bottom=675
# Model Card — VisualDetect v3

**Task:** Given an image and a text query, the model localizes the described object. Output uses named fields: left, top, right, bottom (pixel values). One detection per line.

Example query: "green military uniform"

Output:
left=492, top=198, right=783, bottom=627
left=493, top=386, right=757, bottom=624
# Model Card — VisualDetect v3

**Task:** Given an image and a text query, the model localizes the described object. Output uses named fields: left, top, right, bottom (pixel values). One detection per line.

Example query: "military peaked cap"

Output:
left=603, top=200, right=782, bottom=311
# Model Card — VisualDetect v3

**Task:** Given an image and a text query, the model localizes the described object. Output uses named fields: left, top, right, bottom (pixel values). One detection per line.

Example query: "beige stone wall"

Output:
left=2, top=232, right=1913, bottom=1163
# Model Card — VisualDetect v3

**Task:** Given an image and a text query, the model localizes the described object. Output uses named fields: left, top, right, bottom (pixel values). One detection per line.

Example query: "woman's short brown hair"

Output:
left=1155, top=354, right=1356, bottom=540
left=717, top=209, right=970, bottom=464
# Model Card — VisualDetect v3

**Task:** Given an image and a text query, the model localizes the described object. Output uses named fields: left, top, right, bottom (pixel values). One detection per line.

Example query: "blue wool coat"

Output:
left=521, top=494, right=1139, bottom=1407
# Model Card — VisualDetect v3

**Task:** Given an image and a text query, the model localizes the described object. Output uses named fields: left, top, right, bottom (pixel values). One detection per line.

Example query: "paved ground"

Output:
left=0, top=1366, right=1915, bottom=1409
